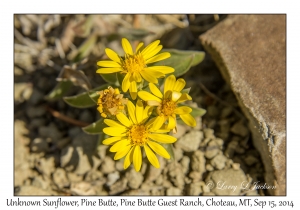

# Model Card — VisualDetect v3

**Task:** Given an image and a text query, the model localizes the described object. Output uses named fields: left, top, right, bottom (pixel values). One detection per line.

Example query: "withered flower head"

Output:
left=97, top=86, right=128, bottom=118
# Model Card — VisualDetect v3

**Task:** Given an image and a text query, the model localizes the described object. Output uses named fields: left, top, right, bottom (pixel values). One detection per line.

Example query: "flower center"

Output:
left=122, top=53, right=146, bottom=74
left=159, top=99, right=177, bottom=117
left=97, top=87, right=127, bottom=118
left=128, top=125, right=149, bottom=146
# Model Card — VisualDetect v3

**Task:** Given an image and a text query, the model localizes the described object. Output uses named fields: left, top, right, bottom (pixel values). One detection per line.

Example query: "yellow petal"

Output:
left=141, top=40, right=160, bottom=56
left=136, top=99, right=144, bottom=124
left=151, top=116, right=166, bottom=130
left=147, top=141, right=170, bottom=159
left=142, top=106, right=153, bottom=123
left=133, top=145, right=142, bottom=172
left=145, top=52, right=171, bottom=64
left=114, top=88, right=120, bottom=94
left=138, top=91, right=162, bottom=102
left=173, top=78, right=186, bottom=92
left=114, top=145, right=132, bottom=160
left=148, top=133, right=177, bottom=143
left=133, top=72, right=142, bottom=82
left=146, top=69, right=165, bottom=78
left=122, top=73, right=131, bottom=92
left=102, top=136, right=123, bottom=145
left=147, top=66, right=175, bottom=74
left=96, top=68, right=122, bottom=74
left=147, top=100, right=161, bottom=106
left=164, top=90, right=172, bottom=100
left=105, top=48, right=121, bottom=63
left=135, top=42, right=144, bottom=53
left=129, top=81, right=137, bottom=100
left=149, top=83, right=163, bottom=98
left=145, top=117, right=156, bottom=128
left=167, top=116, right=176, bottom=130
left=124, top=147, right=134, bottom=169
left=143, top=45, right=162, bottom=60
left=127, top=100, right=137, bottom=124
left=140, top=70, right=158, bottom=84
left=180, top=114, right=196, bottom=127
left=153, top=129, right=171, bottom=133
left=164, top=75, right=176, bottom=95
left=174, top=106, right=192, bottom=115
left=176, top=93, right=192, bottom=104
left=104, top=119, right=126, bottom=128
left=110, top=139, right=130, bottom=152
left=116, top=113, right=132, bottom=127
left=97, top=60, right=121, bottom=68
left=122, top=38, right=133, bottom=55
left=103, top=127, right=127, bottom=136
left=172, top=91, right=182, bottom=102
left=144, top=144, right=160, bottom=168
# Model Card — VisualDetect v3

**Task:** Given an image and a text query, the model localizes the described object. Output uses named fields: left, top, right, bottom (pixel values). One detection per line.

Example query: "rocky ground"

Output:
left=14, top=14, right=266, bottom=196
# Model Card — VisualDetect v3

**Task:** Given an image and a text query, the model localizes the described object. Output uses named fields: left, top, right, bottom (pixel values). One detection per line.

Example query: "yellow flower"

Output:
left=97, top=86, right=128, bottom=118
left=138, top=75, right=196, bottom=132
left=102, top=100, right=177, bottom=171
left=97, top=38, right=174, bottom=100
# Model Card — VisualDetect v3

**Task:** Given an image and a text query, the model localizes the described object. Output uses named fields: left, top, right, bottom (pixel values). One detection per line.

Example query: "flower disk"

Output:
left=128, top=125, right=148, bottom=146
left=121, top=53, right=145, bottom=76
left=158, top=99, right=177, bottom=117
left=97, top=86, right=128, bottom=118
left=97, top=38, right=175, bottom=99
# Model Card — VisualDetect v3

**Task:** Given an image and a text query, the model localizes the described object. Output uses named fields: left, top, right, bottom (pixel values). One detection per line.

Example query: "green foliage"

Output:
left=181, top=87, right=191, bottom=94
left=63, top=84, right=111, bottom=108
left=154, top=49, right=205, bottom=77
left=190, top=106, right=207, bottom=118
left=161, top=143, right=175, bottom=161
left=97, top=132, right=107, bottom=146
left=63, top=91, right=96, bottom=108
left=45, top=80, right=73, bottom=101
left=100, top=73, right=119, bottom=86
left=82, top=118, right=106, bottom=135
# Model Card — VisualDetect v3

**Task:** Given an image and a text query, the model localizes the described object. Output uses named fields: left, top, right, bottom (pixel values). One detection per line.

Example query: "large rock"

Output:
left=200, top=15, right=286, bottom=195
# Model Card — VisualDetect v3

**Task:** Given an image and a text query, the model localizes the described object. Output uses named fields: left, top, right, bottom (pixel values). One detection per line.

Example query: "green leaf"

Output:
left=63, top=84, right=110, bottom=108
left=63, top=92, right=96, bottom=108
left=161, top=143, right=175, bottom=161
left=189, top=106, right=206, bottom=118
left=100, top=73, right=119, bottom=86
left=181, top=87, right=191, bottom=94
left=45, top=80, right=73, bottom=101
left=176, top=118, right=185, bottom=125
left=176, top=106, right=206, bottom=125
left=82, top=118, right=106, bottom=135
left=88, top=84, right=112, bottom=103
left=153, top=49, right=205, bottom=77
left=116, top=72, right=125, bottom=86
left=97, top=132, right=107, bottom=146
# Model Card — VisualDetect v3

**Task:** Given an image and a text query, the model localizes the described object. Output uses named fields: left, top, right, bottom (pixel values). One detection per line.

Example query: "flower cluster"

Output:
left=96, top=38, right=196, bottom=171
